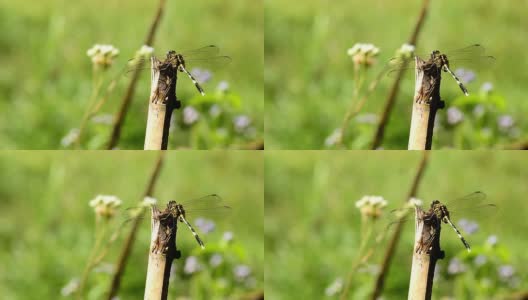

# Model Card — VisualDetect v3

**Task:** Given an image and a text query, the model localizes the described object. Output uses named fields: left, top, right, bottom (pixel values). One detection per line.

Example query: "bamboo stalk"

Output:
left=144, top=205, right=180, bottom=300
left=105, top=153, right=165, bottom=300
left=408, top=207, right=444, bottom=300
left=144, top=57, right=177, bottom=150
left=407, top=57, right=443, bottom=150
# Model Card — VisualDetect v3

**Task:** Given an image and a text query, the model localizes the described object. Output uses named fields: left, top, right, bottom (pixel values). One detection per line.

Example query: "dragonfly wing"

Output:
left=180, top=45, right=220, bottom=58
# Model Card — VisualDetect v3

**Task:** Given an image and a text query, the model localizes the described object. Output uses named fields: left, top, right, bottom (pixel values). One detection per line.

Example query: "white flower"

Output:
left=89, top=195, right=122, bottom=218
left=347, top=43, right=380, bottom=67
left=141, top=196, right=157, bottom=207
left=356, top=195, right=388, bottom=219
left=87, top=44, right=120, bottom=69
left=395, top=43, right=415, bottom=59
left=407, top=197, right=423, bottom=208
left=137, top=45, right=154, bottom=58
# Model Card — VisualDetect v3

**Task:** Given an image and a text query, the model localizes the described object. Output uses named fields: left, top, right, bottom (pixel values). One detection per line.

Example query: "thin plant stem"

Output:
left=76, top=67, right=104, bottom=149
left=370, top=0, right=431, bottom=149
left=77, top=215, right=108, bottom=300
left=340, top=215, right=375, bottom=300
left=106, top=0, right=167, bottom=150
left=338, top=66, right=386, bottom=148
left=105, top=153, right=165, bottom=300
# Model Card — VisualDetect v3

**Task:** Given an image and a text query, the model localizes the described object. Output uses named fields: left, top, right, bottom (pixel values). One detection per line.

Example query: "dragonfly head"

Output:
left=431, top=200, right=441, bottom=208
left=166, top=50, right=177, bottom=59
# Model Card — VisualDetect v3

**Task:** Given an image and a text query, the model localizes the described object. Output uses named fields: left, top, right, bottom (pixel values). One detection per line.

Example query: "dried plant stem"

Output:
left=144, top=58, right=177, bottom=150
left=370, top=0, right=431, bottom=149
left=408, top=208, right=443, bottom=300
left=144, top=205, right=179, bottom=300
left=408, top=58, right=443, bottom=150
left=369, top=151, right=430, bottom=300
left=105, top=153, right=165, bottom=300
left=106, top=0, right=167, bottom=150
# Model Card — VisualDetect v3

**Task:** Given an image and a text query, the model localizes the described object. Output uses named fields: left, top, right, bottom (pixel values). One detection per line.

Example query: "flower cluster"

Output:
left=86, top=44, right=119, bottom=69
left=394, top=43, right=415, bottom=60
left=89, top=194, right=122, bottom=218
left=347, top=43, right=380, bottom=68
left=355, top=195, right=388, bottom=219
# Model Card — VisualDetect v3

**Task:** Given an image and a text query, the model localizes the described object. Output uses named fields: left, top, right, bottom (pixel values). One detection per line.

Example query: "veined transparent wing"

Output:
left=386, top=44, right=495, bottom=77
left=177, top=194, right=231, bottom=211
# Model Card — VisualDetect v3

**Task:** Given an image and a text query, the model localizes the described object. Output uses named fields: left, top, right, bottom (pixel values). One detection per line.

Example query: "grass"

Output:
left=265, top=0, right=528, bottom=149
left=265, top=151, right=528, bottom=299
left=0, top=151, right=263, bottom=299
left=0, top=0, right=263, bottom=149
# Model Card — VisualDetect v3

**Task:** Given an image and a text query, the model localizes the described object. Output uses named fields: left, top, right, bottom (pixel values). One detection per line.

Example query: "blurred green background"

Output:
left=265, top=0, right=528, bottom=149
left=265, top=151, right=528, bottom=299
left=0, top=0, right=263, bottom=149
left=0, top=151, right=263, bottom=299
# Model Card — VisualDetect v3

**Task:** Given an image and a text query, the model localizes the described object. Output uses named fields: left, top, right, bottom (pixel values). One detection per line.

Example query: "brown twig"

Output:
left=106, top=0, right=167, bottom=150
left=370, top=0, right=431, bottom=150
left=105, top=152, right=165, bottom=300
left=369, top=151, right=430, bottom=300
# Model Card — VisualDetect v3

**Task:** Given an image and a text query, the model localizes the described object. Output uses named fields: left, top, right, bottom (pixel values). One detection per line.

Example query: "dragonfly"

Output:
left=387, top=44, right=495, bottom=96
left=126, top=194, right=230, bottom=249
left=389, top=191, right=496, bottom=253
left=127, top=45, right=231, bottom=107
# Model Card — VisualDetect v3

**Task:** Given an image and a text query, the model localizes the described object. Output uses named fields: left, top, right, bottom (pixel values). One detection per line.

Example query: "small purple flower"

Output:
left=474, top=255, right=487, bottom=267
left=447, top=258, right=467, bottom=275
left=184, top=256, right=202, bottom=274
left=481, top=82, right=493, bottom=93
left=355, top=113, right=378, bottom=124
left=217, top=80, right=229, bottom=92
left=209, top=253, right=223, bottom=268
left=324, top=277, right=343, bottom=296
left=486, top=235, right=498, bottom=246
left=233, top=265, right=251, bottom=281
left=233, top=115, right=251, bottom=133
left=190, top=68, right=212, bottom=84
left=457, top=219, right=479, bottom=235
left=447, top=107, right=464, bottom=125
left=183, top=106, right=200, bottom=125
left=497, top=115, right=514, bottom=131
left=91, top=114, right=114, bottom=125
left=473, top=105, right=485, bottom=118
left=195, top=217, right=215, bottom=234
left=324, top=129, right=342, bottom=147
left=222, top=231, right=234, bottom=242
left=454, top=68, right=476, bottom=84
left=60, top=278, right=80, bottom=296
left=481, top=127, right=492, bottom=138
left=498, top=265, right=515, bottom=281
left=209, top=104, right=222, bottom=117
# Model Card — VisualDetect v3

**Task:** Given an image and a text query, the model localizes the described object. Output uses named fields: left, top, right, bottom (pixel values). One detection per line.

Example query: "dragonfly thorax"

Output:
left=430, top=50, right=450, bottom=71
left=431, top=200, right=450, bottom=223
left=166, top=200, right=186, bottom=219
left=165, top=51, right=186, bottom=70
